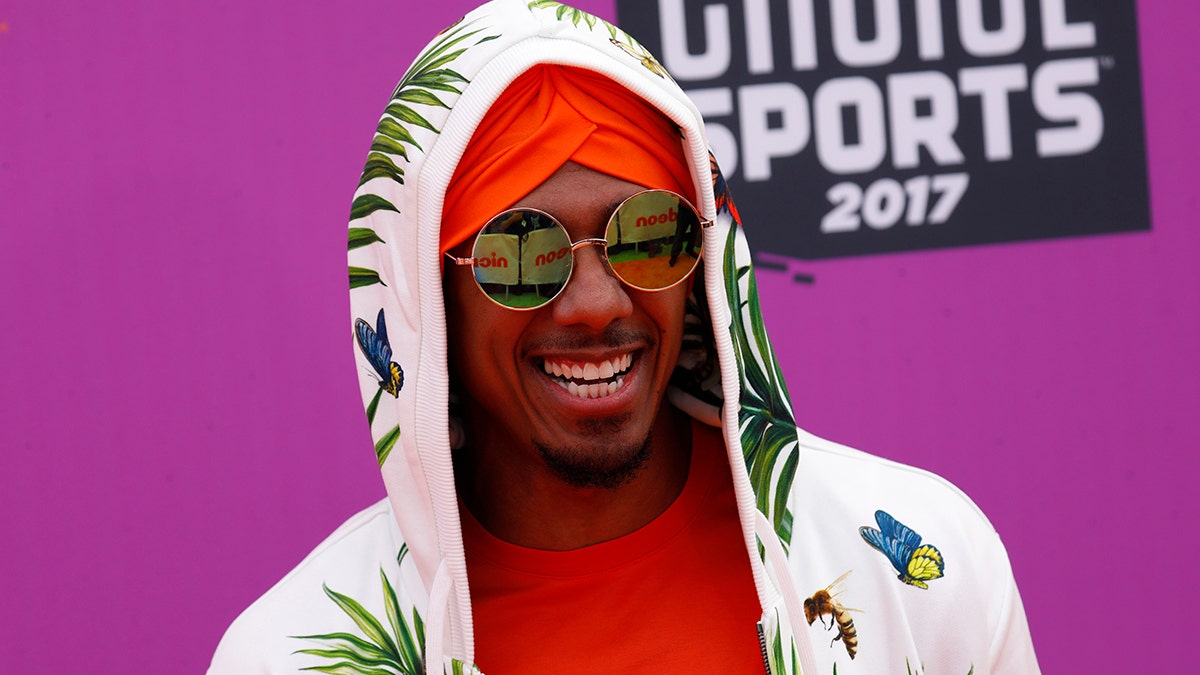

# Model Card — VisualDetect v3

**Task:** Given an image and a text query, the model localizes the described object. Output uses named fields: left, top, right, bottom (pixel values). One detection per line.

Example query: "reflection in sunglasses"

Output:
left=447, top=190, right=711, bottom=310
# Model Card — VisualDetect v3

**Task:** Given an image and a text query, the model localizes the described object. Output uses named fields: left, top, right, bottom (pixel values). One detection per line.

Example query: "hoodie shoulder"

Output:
left=790, top=431, right=1003, bottom=577
left=208, top=500, right=405, bottom=674
left=796, top=431, right=992, bottom=524
left=787, top=433, right=1039, bottom=673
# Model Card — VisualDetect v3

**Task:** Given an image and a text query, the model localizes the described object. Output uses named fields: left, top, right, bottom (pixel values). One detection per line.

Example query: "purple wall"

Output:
left=1, top=2, right=1194, bottom=672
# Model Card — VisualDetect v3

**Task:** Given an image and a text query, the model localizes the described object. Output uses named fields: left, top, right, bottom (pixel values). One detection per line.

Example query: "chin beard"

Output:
left=535, top=419, right=652, bottom=490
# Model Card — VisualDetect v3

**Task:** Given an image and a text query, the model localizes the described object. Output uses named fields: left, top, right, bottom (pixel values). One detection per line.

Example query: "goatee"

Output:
left=535, top=420, right=652, bottom=489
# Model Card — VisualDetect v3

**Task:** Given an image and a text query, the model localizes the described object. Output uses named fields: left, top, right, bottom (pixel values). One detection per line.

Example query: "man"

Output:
left=211, top=1, right=1039, bottom=673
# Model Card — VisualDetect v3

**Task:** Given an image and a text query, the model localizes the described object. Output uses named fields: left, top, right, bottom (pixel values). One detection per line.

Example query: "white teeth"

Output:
left=552, top=374, right=628, bottom=399
left=543, top=353, right=635, bottom=400
left=543, top=354, right=634, bottom=381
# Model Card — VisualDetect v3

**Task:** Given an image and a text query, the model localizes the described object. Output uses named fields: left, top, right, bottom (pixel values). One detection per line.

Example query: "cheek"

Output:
left=445, top=273, right=527, bottom=382
left=640, top=285, right=690, bottom=358
left=444, top=273, right=488, bottom=375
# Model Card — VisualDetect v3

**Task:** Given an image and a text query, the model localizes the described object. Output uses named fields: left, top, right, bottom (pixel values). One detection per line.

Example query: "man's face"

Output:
left=445, top=162, right=691, bottom=488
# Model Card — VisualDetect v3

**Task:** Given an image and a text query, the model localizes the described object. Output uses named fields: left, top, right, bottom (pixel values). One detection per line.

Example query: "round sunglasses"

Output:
left=445, top=189, right=712, bottom=310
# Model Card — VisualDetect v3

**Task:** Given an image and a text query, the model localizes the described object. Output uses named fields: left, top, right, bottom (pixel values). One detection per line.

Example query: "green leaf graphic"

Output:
left=376, top=117, right=420, bottom=150
left=320, top=585, right=400, bottom=656
left=530, top=1, right=604, bottom=32
left=375, top=424, right=400, bottom=466
left=722, top=221, right=798, bottom=546
left=350, top=266, right=385, bottom=289
left=383, top=103, right=438, bottom=132
left=351, top=194, right=400, bottom=221
left=382, top=571, right=422, bottom=671
left=365, top=387, right=383, bottom=426
left=358, top=158, right=402, bottom=187
left=295, top=569, right=438, bottom=674
left=395, top=88, right=451, bottom=108
left=349, top=227, right=386, bottom=251
left=403, top=27, right=483, bottom=84
left=354, top=22, right=495, bottom=212
left=368, top=135, right=410, bottom=160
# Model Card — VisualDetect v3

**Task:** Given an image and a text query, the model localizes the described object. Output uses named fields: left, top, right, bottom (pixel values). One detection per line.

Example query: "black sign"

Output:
left=616, top=0, right=1150, bottom=259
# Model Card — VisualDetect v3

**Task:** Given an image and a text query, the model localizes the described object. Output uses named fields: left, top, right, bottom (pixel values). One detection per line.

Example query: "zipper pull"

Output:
left=756, top=621, right=772, bottom=674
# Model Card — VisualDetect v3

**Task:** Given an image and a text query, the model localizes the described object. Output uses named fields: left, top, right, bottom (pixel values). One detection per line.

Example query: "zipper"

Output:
left=756, top=621, right=772, bottom=674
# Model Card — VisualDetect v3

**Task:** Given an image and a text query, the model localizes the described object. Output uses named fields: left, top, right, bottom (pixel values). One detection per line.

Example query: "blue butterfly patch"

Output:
left=355, top=309, right=404, bottom=398
left=859, top=510, right=944, bottom=589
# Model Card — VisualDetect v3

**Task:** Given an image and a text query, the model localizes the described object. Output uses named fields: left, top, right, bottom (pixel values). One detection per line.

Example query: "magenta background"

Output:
left=0, top=2, right=1194, bottom=672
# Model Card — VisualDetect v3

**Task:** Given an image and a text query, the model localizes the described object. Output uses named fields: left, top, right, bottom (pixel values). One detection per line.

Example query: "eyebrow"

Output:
left=604, top=197, right=627, bottom=217
left=590, top=195, right=641, bottom=236
left=576, top=197, right=632, bottom=235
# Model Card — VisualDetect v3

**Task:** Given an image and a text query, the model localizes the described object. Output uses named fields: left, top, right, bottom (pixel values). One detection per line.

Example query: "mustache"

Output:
left=526, top=326, right=653, bottom=353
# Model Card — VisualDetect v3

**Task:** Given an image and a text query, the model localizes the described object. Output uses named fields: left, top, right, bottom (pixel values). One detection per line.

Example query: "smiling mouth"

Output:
left=541, top=352, right=634, bottom=399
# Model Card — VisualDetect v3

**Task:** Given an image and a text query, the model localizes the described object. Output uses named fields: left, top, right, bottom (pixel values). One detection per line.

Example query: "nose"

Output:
left=550, top=242, right=633, bottom=330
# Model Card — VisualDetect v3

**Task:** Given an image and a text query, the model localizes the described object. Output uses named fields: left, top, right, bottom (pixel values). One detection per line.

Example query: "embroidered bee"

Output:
left=610, top=38, right=669, bottom=79
left=859, top=510, right=945, bottom=589
left=804, top=570, right=861, bottom=659
left=355, top=308, right=404, bottom=398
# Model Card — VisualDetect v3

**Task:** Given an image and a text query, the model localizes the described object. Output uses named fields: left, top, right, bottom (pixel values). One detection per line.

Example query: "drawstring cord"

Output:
left=756, top=511, right=820, bottom=675
left=425, top=560, right=454, bottom=675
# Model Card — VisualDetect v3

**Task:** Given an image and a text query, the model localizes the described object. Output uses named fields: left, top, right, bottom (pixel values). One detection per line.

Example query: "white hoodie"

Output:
left=210, top=2, right=1040, bottom=673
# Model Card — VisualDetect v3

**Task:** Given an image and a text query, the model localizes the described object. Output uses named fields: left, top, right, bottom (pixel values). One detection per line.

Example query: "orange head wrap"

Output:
left=440, top=65, right=694, bottom=253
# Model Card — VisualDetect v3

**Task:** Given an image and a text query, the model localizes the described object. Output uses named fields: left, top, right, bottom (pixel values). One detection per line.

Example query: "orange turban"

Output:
left=441, top=65, right=694, bottom=253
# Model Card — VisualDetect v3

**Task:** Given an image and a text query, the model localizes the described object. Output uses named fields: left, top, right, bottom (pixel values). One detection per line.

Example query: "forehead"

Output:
left=511, top=163, right=648, bottom=237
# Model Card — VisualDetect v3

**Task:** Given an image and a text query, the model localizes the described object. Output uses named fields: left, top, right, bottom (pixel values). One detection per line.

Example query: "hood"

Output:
left=346, top=0, right=804, bottom=669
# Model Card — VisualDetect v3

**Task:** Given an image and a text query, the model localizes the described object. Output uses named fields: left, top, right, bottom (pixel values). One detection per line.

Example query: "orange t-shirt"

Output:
left=462, top=423, right=765, bottom=673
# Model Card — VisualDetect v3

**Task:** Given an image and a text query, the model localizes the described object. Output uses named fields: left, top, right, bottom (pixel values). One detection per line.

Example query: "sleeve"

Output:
left=986, top=539, right=1041, bottom=674
left=207, top=610, right=285, bottom=674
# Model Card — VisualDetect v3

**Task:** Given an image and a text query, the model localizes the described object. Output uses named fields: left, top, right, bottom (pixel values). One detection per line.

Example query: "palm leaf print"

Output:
left=357, top=20, right=492, bottom=196
left=374, top=424, right=401, bottom=466
left=294, top=549, right=477, bottom=674
left=760, top=607, right=801, bottom=674
left=350, top=194, right=400, bottom=221
left=527, top=0, right=619, bottom=39
left=350, top=20, right=498, bottom=290
left=349, top=227, right=386, bottom=251
left=526, top=2, right=669, bottom=80
left=527, top=0, right=596, bottom=30
left=293, top=573, right=426, bottom=673
left=721, top=219, right=799, bottom=548
left=771, top=626, right=799, bottom=674
left=349, top=266, right=386, bottom=290
left=360, top=361, right=397, bottom=467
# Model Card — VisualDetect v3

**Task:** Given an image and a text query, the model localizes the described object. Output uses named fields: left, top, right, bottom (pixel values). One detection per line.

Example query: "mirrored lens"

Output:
left=471, top=210, right=572, bottom=309
left=604, top=191, right=702, bottom=291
